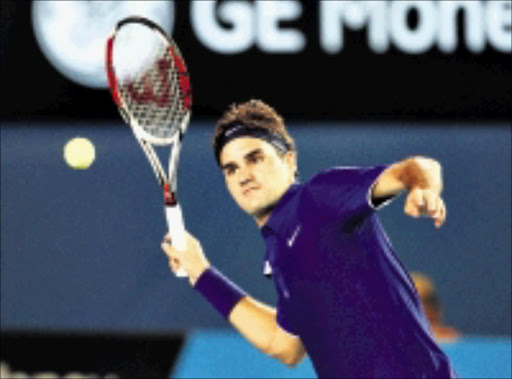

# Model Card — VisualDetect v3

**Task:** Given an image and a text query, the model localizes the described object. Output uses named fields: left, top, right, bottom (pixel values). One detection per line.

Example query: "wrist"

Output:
left=400, top=157, right=431, bottom=191
left=417, top=157, right=442, bottom=193
left=189, top=263, right=210, bottom=286
left=193, top=266, right=246, bottom=319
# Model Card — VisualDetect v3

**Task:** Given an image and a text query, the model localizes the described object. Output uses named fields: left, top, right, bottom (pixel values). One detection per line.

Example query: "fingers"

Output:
left=161, top=236, right=183, bottom=274
left=160, top=231, right=208, bottom=282
left=161, top=235, right=173, bottom=258
left=405, top=189, right=446, bottom=228
left=169, top=257, right=181, bottom=273
left=424, top=191, right=437, bottom=215
left=164, top=234, right=172, bottom=243
left=404, top=188, right=423, bottom=218
left=433, top=197, right=447, bottom=228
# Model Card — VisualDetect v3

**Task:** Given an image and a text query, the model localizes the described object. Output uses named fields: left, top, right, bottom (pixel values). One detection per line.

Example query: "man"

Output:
left=411, top=272, right=461, bottom=343
left=161, top=99, right=455, bottom=378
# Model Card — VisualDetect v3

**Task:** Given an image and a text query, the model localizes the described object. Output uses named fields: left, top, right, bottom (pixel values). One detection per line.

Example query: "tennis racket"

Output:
left=105, top=16, right=192, bottom=277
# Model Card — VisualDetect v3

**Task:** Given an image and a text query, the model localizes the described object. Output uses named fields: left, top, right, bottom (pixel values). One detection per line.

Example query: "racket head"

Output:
left=106, top=16, right=192, bottom=146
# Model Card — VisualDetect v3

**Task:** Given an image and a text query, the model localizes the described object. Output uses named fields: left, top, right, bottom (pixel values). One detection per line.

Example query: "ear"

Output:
left=284, top=150, right=298, bottom=177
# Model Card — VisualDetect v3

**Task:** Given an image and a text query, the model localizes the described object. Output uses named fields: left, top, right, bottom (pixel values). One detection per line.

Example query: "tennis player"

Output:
left=161, top=100, right=456, bottom=378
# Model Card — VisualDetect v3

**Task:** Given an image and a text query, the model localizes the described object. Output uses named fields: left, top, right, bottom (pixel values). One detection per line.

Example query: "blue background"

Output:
left=1, top=1, right=511, bottom=378
left=1, top=122, right=510, bottom=337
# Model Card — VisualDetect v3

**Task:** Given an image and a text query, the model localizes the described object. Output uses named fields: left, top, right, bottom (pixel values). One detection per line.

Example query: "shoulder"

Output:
left=299, top=166, right=391, bottom=219
left=305, top=165, right=389, bottom=190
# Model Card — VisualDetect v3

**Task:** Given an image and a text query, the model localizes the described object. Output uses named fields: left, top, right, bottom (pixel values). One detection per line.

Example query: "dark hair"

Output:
left=212, top=99, right=296, bottom=161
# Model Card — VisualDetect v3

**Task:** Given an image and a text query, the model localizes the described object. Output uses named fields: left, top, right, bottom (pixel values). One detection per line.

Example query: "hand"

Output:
left=161, top=231, right=210, bottom=286
left=404, top=188, right=446, bottom=228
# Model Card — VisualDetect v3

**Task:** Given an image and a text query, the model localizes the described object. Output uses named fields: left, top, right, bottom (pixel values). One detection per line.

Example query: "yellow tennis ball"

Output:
left=63, top=137, right=96, bottom=169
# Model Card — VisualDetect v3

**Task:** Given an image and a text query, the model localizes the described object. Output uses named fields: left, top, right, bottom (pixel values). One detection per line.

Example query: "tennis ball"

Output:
left=63, top=137, right=96, bottom=169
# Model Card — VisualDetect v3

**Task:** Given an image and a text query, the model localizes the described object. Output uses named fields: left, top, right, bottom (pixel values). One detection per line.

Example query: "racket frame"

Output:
left=105, top=16, right=192, bottom=276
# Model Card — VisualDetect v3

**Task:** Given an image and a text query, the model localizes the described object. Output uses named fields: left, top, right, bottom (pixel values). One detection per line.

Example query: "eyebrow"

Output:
left=245, top=148, right=264, bottom=160
left=220, top=162, right=237, bottom=172
left=220, top=148, right=264, bottom=171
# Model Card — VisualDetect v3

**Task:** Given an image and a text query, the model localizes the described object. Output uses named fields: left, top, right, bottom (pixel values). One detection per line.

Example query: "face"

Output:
left=220, top=137, right=297, bottom=225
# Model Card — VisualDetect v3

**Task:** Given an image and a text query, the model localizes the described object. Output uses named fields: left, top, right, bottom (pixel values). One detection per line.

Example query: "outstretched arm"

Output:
left=229, top=297, right=306, bottom=366
left=161, top=233, right=306, bottom=366
left=372, top=156, right=446, bottom=228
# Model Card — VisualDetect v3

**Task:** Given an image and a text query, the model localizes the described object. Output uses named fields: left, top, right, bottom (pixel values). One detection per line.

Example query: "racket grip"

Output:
left=165, top=204, right=188, bottom=278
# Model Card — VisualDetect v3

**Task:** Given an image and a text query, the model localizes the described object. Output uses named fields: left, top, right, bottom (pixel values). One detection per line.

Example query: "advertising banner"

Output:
left=1, top=0, right=510, bottom=122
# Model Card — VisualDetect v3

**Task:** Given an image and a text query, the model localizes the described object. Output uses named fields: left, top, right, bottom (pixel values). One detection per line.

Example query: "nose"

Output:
left=238, top=165, right=254, bottom=186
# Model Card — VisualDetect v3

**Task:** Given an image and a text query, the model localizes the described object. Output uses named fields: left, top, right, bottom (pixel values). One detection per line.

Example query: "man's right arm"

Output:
left=229, top=296, right=306, bottom=366
left=161, top=232, right=306, bottom=367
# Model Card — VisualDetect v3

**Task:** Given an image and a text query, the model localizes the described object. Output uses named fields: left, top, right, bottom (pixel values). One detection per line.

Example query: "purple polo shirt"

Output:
left=261, top=166, right=455, bottom=378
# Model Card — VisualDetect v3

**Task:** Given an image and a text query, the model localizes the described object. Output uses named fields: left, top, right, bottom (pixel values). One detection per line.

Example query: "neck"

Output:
left=255, top=212, right=271, bottom=227
left=254, top=180, right=296, bottom=227
left=252, top=203, right=276, bottom=226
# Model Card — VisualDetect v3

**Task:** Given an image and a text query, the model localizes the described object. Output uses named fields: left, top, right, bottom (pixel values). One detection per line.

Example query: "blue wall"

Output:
left=173, top=331, right=512, bottom=379
left=1, top=122, right=510, bottom=336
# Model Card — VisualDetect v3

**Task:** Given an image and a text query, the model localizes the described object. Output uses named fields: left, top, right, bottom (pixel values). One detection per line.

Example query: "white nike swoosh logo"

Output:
left=287, top=225, right=301, bottom=247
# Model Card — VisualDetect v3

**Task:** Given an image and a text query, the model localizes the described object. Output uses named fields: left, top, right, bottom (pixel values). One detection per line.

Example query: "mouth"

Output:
left=243, top=187, right=259, bottom=196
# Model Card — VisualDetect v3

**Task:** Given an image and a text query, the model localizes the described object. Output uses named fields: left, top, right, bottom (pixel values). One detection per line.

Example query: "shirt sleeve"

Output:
left=276, top=295, right=300, bottom=336
left=305, top=165, right=391, bottom=223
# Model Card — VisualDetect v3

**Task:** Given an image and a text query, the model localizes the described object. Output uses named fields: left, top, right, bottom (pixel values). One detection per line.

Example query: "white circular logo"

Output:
left=32, top=1, right=175, bottom=88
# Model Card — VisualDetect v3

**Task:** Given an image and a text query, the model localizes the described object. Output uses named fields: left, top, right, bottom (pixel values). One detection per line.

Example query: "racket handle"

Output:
left=165, top=204, right=188, bottom=278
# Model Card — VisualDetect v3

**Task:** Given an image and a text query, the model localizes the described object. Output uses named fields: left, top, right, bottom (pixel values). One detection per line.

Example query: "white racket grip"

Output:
left=165, top=204, right=188, bottom=278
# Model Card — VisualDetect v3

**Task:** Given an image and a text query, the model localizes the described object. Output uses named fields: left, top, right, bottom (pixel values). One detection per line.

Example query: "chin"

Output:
left=237, top=192, right=280, bottom=218
left=246, top=201, right=276, bottom=219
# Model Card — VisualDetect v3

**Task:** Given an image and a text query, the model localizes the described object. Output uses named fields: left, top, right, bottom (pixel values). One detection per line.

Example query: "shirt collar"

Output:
left=262, top=182, right=301, bottom=236
left=260, top=183, right=301, bottom=278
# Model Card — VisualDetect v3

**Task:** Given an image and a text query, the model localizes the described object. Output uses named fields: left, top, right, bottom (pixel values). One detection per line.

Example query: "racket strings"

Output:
left=113, top=25, right=190, bottom=141
left=119, top=52, right=180, bottom=138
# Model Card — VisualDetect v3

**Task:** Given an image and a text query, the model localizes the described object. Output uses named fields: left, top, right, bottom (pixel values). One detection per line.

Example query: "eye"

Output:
left=248, top=154, right=263, bottom=164
left=224, top=166, right=237, bottom=176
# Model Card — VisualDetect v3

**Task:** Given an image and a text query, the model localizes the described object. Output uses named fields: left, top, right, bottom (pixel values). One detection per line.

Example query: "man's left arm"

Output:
left=372, top=156, right=446, bottom=228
